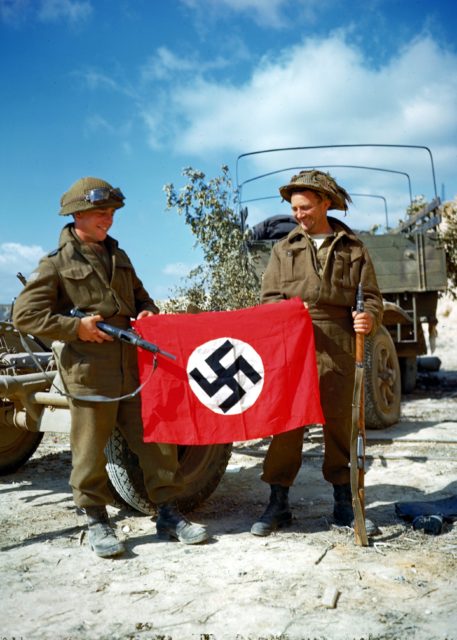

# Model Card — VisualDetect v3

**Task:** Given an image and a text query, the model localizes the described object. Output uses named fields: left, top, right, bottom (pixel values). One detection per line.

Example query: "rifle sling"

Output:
left=19, top=332, right=157, bottom=404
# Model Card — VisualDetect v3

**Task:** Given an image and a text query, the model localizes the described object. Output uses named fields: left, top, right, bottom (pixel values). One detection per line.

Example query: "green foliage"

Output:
left=407, top=196, right=457, bottom=298
left=439, top=197, right=457, bottom=299
left=406, top=194, right=428, bottom=216
left=397, top=195, right=428, bottom=227
left=163, top=166, right=261, bottom=311
left=400, top=195, right=456, bottom=298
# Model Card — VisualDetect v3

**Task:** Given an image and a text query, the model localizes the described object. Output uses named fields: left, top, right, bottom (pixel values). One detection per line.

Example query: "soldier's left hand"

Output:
left=137, top=310, right=156, bottom=319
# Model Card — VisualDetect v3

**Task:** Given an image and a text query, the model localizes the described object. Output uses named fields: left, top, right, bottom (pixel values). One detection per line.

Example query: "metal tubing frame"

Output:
left=236, top=144, right=438, bottom=199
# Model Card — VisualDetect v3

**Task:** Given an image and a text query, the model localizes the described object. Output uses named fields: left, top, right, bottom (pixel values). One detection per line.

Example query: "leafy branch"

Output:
left=163, top=166, right=261, bottom=311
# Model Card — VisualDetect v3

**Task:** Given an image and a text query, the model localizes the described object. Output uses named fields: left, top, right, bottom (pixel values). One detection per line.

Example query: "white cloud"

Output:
left=84, top=114, right=115, bottom=135
left=0, top=0, right=29, bottom=24
left=82, top=70, right=120, bottom=92
left=0, top=243, right=45, bottom=273
left=83, top=113, right=133, bottom=141
left=77, top=69, right=139, bottom=103
left=163, top=35, right=457, bottom=155
left=139, top=33, right=457, bottom=212
left=141, top=47, right=202, bottom=82
left=37, top=0, right=92, bottom=23
left=140, top=109, right=165, bottom=150
left=180, top=0, right=321, bottom=29
left=140, top=46, right=240, bottom=84
left=0, top=243, right=46, bottom=301
left=0, top=0, right=92, bottom=24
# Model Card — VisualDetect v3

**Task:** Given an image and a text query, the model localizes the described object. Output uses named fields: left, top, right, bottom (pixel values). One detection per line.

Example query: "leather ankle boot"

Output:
left=332, top=483, right=378, bottom=536
left=156, top=503, right=208, bottom=545
left=251, top=484, right=292, bottom=537
left=85, top=506, right=125, bottom=558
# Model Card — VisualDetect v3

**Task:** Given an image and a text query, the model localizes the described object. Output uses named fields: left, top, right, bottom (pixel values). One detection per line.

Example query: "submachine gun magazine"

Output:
left=70, top=308, right=176, bottom=361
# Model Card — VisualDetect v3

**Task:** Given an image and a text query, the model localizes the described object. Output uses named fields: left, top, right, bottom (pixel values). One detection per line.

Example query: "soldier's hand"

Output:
left=77, top=314, right=114, bottom=343
left=137, top=310, right=156, bottom=319
left=352, top=310, right=374, bottom=335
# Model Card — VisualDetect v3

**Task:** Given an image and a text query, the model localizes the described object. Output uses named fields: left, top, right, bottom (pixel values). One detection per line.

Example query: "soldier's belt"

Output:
left=308, top=306, right=350, bottom=321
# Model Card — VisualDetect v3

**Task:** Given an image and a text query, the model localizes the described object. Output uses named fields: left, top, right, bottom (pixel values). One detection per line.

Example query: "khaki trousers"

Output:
left=261, top=415, right=351, bottom=487
left=260, top=303, right=357, bottom=488
left=69, top=395, right=184, bottom=508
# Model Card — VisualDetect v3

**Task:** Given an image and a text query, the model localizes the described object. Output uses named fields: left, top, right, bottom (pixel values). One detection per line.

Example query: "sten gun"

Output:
left=70, top=308, right=176, bottom=361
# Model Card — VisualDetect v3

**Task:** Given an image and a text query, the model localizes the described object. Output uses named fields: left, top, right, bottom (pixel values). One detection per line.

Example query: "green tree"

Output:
left=407, top=195, right=457, bottom=299
left=406, top=194, right=428, bottom=216
left=163, top=166, right=261, bottom=311
left=439, top=196, right=457, bottom=299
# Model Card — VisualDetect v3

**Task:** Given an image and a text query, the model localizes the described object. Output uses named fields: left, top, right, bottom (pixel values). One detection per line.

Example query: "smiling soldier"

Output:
left=251, top=170, right=383, bottom=537
left=13, top=176, right=208, bottom=557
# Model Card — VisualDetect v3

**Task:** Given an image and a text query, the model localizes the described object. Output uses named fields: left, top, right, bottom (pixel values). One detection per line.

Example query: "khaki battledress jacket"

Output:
left=13, top=223, right=159, bottom=397
left=261, top=217, right=383, bottom=423
left=13, top=224, right=184, bottom=507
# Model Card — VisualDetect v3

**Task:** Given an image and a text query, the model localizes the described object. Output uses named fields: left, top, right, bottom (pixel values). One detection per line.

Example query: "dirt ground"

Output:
left=1, top=297, right=457, bottom=640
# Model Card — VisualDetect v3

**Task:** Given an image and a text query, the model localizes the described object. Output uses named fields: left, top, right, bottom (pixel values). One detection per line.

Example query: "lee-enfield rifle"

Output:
left=350, top=284, right=369, bottom=546
left=70, top=308, right=176, bottom=361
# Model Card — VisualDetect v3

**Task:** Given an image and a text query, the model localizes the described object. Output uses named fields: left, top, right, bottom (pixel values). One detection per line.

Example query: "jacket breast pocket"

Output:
left=60, top=263, right=100, bottom=307
left=280, top=247, right=306, bottom=284
left=332, top=248, right=362, bottom=290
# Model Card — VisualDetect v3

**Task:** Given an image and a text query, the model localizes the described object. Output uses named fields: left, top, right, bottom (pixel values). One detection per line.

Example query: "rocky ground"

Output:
left=1, top=297, right=457, bottom=640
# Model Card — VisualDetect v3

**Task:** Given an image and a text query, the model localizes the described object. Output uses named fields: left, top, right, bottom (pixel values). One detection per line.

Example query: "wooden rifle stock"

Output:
left=350, top=284, right=369, bottom=546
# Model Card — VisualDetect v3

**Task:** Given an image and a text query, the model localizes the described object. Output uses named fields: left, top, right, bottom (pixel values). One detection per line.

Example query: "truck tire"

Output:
left=0, top=417, right=43, bottom=475
left=105, top=427, right=232, bottom=514
left=399, top=356, right=417, bottom=394
left=364, top=326, right=401, bottom=429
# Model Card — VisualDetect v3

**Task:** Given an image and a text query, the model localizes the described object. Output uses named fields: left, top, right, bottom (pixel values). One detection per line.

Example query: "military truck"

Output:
left=237, top=144, right=448, bottom=429
left=0, top=316, right=232, bottom=513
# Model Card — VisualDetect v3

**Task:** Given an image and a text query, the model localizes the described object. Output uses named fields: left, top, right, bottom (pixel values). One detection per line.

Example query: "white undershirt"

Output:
left=310, top=233, right=332, bottom=249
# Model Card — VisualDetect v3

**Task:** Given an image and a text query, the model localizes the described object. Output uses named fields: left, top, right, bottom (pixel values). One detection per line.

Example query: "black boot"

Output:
left=85, top=506, right=125, bottom=558
left=333, top=484, right=378, bottom=536
left=251, top=484, right=292, bottom=537
left=156, top=503, right=208, bottom=545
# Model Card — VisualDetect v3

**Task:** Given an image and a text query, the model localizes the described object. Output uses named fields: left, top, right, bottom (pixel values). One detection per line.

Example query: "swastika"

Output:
left=186, top=338, right=264, bottom=415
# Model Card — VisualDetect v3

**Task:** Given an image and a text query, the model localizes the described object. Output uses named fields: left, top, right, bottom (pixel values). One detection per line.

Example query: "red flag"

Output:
left=135, top=298, right=323, bottom=445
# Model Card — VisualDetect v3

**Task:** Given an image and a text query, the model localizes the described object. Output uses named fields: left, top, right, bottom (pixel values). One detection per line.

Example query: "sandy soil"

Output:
left=1, top=296, right=457, bottom=640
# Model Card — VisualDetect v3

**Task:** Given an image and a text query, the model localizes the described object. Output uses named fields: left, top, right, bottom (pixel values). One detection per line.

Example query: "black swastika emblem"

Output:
left=189, top=339, right=263, bottom=413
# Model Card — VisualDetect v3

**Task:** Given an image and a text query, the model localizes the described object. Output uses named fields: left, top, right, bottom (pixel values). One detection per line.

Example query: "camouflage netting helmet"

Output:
left=279, top=169, right=352, bottom=211
left=59, top=176, right=125, bottom=216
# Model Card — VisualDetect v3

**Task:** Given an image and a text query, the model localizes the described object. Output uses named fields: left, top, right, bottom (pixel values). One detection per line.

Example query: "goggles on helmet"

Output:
left=84, top=187, right=125, bottom=204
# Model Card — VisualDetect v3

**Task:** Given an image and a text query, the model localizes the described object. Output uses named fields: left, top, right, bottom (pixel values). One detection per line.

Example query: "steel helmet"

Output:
left=59, top=177, right=125, bottom=216
left=279, top=170, right=352, bottom=211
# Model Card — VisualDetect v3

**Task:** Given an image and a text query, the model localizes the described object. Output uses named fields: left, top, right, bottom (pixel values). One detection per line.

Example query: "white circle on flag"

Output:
left=186, top=337, right=264, bottom=415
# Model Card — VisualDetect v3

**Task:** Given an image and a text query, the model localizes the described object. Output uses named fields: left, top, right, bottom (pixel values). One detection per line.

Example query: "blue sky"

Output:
left=1, top=0, right=456, bottom=304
